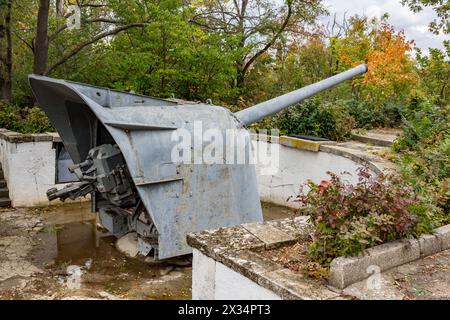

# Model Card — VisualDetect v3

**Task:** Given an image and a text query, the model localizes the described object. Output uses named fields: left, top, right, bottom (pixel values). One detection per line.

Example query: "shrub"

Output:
left=0, top=103, right=23, bottom=132
left=21, top=107, right=54, bottom=133
left=394, top=99, right=448, bottom=152
left=346, top=99, right=403, bottom=129
left=393, top=97, right=449, bottom=213
left=0, top=104, right=53, bottom=134
left=295, top=168, right=441, bottom=265
left=275, top=98, right=355, bottom=141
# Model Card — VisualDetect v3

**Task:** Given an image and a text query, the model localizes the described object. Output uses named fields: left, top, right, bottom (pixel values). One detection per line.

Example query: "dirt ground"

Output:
left=260, top=241, right=312, bottom=274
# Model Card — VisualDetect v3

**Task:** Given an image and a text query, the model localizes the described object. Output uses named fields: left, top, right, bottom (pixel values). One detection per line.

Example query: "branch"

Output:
left=86, top=18, right=123, bottom=24
left=45, top=22, right=146, bottom=75
left=11, top=30, right=34, bottom=52
left=242, top=2, right=293, bottom=76
left=80, top=4, right=107, bottom=8
left=49, top=18, right=124, bottom=42
left=78, top=0, right=107, bottom=8
left=188, top=18, right=228, bottom=31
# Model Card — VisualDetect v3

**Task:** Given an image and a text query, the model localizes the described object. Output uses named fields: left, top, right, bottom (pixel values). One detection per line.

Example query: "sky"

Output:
left=318, top=0, right=448, bottom=53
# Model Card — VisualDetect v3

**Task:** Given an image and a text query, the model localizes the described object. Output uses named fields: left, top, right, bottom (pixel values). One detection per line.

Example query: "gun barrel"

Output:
left=234, top=64, right=368, bottom=126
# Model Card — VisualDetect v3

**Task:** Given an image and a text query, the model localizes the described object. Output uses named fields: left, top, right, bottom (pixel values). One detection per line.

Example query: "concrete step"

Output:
left=0, top=169, right=3, bottom=180
left=0, top=197, right=11, bottom=207
left=0, top=188, right=9, bottom=198
left=351, top=129, right=401, bottom=147
left=0, top=180, right=6, bottom=188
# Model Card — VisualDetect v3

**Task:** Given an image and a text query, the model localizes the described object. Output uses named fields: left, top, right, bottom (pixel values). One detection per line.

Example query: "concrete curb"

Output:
left=279, top=136, right=321, bottom=152
left=250, top=134, right=325, bottom=152
left=329, top=225, right=450, bottom=289
left=0, top=129, right=58, bottom=143
left=351, top=133, right=393, bottom=147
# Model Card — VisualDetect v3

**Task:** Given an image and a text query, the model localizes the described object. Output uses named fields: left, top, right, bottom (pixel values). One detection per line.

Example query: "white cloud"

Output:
left=319, top=0, right=448, bottom=53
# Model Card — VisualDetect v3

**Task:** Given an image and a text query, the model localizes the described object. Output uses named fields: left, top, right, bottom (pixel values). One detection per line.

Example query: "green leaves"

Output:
left=393, top=96, right=450, bottom=214
left=415, top=47, right=449, bottom=105
left=401, top=0, right=450, bottom=34
left=274, top=98, right=355, bottom=141
left=0, top=104, right=53, bottom=133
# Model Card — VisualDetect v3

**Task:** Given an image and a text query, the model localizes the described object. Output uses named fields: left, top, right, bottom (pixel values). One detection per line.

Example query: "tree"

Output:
left=244, top=33, right=335, bottom=104
left=362, top=21, right=418, bottom=104
left=33, top=0, right=49, bottom=75
left=333, top=16, right=418, bottom=105
left=401, top=0, right=449, bottom=34
left=15, top=0, right=153, bottom=76
left=415, top=44, right=450, bottom=105
left=189, top=0, right=325, bottom=90
left=0, top=0, right=12, bottom=102
left=82, top=1, right=238, bottom=102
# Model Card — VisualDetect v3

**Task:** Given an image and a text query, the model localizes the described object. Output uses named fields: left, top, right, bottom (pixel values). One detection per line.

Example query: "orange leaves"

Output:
left=334, top=18, right=418, bottom=105
left=363, top=23, right=418, bottom=102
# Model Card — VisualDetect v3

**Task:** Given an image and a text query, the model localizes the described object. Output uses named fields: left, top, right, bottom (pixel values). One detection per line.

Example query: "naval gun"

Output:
left=29, top=64, right=368, bottom=260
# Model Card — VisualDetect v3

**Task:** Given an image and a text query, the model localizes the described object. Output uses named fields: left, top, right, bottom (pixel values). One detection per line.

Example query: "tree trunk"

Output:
left=0, top=0, right=12, bottom=103
left=236, top=67, right=245, bottom=90
left=56, top=0, right=64, bottom=16
left=33, top=0, right=50, bottom=75
left=234, top=0, right=247, bottom=91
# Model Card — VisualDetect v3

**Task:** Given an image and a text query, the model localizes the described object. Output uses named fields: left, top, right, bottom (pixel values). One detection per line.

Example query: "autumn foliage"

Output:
left=296, top=168, right=442, bottom=263
left=334, top=17, right=419, bottom=105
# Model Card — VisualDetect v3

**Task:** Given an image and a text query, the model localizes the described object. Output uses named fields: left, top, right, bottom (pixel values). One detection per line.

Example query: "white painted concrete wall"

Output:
left=0, top=136, right=87, bottom=207
left=0, top=133, right=370, bottom=209
left=254, top=140, right=372, bottom=209
left=192, top=249, right=281, bottom=300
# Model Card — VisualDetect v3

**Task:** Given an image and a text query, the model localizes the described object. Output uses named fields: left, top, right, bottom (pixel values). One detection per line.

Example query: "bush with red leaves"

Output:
left=296, top=167, right=442, bottom=265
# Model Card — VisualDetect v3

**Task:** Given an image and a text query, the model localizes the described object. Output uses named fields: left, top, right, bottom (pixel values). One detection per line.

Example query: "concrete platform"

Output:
left=188, top=217, right=450, bottom=300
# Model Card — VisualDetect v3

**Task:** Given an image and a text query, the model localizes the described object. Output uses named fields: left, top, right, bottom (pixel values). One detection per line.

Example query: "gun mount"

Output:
left=29, top=64, right=367, bottom=260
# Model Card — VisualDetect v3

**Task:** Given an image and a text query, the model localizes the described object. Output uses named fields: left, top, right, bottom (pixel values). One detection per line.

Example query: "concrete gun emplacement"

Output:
left=29, top=64, right=368, bottom=260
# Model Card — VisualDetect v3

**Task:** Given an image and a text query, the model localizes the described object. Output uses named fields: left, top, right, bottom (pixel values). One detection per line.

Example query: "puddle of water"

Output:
left=262, top=202, right=298, bottom=221
left=35, top=202, right=296, bottom=267
left=40, top=202, right=94, bottom=226
left=32, top=203, right=98, bottom=267
left=30, top=203, right=191, bottom=300
left=56, top=221, right=99, bottom=264
left=26, top=201, right=295, bottom=299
